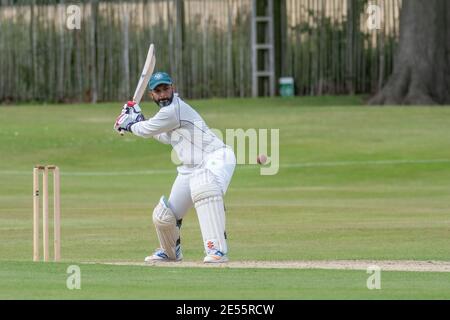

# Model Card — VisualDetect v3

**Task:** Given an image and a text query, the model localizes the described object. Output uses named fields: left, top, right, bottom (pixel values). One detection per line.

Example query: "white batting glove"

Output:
left=114, top=101, right=145, bottom=134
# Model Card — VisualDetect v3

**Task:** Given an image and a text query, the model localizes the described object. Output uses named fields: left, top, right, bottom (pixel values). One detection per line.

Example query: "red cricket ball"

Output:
left=257, top=154, right=267, bottom=165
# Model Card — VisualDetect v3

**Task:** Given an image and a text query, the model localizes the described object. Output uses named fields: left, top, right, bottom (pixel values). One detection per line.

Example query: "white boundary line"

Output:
left=1, top=159, right=449, bottom=176
left=281, top=159, right=450, bottom=168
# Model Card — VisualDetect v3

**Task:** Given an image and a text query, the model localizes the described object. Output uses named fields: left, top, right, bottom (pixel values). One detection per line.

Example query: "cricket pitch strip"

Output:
left=88, top=260, right=450, bottom=272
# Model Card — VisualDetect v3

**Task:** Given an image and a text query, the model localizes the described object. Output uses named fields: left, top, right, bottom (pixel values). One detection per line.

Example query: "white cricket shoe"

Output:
left=144, top=248, right=182, bottom=263
left=203, top=250, right=229, bottom=263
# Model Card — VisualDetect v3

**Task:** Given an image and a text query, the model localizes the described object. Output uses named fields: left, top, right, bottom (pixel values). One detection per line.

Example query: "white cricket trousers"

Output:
left=168, top=146, right=236, bottom=220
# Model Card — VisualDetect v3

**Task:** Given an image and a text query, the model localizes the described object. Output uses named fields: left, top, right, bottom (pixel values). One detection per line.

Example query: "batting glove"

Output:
left=114, top=101, right=145, bottom=134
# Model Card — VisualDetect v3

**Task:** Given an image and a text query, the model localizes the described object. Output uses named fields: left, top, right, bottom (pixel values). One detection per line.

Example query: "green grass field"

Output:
left=1, top=96, right=450, bottom=299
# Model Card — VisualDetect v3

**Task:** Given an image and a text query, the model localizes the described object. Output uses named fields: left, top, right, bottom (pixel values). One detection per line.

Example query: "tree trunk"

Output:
left=30, top=0, right=37, bottom=99
left=121, top=3, right=130, bottom=100
left=89, top=0, right=98, bottom=103
left=369, top=0, right=450, bottom=105
left=57, top=1, right=65, bottom=102
left=226, top=0, right=233, bottom=97
left=346, top=0, right=355, bottom=95
left=175, top=0, right=185, bottom=95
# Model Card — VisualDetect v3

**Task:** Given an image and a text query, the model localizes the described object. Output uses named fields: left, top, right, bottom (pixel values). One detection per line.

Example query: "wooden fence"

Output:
left=0, top=0, right=401, bottom=102
left=284, top=0, right=402, bottom=95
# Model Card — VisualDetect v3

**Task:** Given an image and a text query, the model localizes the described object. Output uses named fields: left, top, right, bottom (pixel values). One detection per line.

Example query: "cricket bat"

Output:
left=133, top=43, right=156, bottom=105
left=120, top=43, right=156, bottom=135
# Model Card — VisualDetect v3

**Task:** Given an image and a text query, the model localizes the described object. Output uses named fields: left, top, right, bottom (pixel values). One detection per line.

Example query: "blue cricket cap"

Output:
left=148, top=72, right=173, bottom=90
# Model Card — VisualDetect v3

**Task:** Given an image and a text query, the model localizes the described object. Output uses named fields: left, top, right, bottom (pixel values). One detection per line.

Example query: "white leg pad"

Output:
left=152, top=196, right=181, bottom=260
left=190, top=169, right=227, bottom=255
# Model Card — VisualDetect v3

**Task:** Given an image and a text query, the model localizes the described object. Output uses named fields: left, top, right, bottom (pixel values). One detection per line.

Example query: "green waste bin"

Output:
left=279, top=77, right=294, bottom=97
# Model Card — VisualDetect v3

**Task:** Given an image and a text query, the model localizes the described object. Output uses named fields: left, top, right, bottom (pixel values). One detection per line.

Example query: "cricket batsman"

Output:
left=114, top=72, right=236, bottom=263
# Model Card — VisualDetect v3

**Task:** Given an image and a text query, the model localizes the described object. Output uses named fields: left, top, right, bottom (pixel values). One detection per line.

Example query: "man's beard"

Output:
left=155, top=93, right=174, bottom=108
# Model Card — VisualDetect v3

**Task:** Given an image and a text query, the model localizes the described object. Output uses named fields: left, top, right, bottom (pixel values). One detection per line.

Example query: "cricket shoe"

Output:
left=144, top=248, right=182, bottom=263
left=203, top=250, right=229, bottom=263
